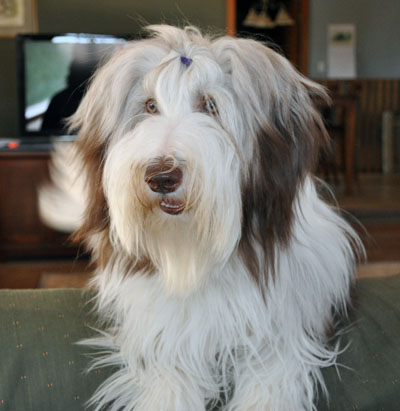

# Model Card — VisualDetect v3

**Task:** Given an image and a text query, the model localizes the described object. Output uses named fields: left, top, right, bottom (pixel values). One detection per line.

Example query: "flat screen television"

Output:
left=17, top=33, right=129, bottom=137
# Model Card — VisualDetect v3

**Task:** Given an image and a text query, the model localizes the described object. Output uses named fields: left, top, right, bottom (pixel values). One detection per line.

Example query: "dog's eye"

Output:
left=145, top=99, right=158, bottom=114
left=201, top=97, right=218, bottom=116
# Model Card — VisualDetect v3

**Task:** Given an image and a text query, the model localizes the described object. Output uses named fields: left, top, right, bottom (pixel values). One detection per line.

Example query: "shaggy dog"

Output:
left=40, top=25, right=361, bottom=411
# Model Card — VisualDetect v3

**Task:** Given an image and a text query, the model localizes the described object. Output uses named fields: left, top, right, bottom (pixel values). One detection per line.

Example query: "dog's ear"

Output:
left=214, top=37, right=329, bottom=285
left=66, top=61, right=114, bottom=246
left=67, top=44, right=149, bottom=250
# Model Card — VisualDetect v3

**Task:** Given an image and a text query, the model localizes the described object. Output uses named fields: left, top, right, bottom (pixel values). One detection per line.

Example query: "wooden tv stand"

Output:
left=0, top=146, right=78, bottom=260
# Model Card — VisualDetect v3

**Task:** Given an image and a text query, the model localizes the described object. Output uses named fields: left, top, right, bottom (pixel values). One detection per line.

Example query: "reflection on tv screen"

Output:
left=21, top=34, right=127, bottom=136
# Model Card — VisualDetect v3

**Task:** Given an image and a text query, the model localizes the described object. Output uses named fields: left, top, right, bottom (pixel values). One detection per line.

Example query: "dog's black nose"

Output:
left=145, top=162, right=183, bottom=194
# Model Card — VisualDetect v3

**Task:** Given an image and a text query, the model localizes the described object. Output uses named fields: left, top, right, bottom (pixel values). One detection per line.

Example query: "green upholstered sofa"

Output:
left=0, top=275, right=399, bottom=411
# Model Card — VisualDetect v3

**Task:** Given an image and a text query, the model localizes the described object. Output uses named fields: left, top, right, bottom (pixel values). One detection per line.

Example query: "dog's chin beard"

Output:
left=144, top=213, right=222, bottom=296
left=108, top=189, right=241, bottom=297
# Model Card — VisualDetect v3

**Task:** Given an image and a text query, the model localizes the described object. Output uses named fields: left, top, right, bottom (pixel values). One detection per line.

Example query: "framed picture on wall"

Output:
left=0, top=0, right=38, bottom=38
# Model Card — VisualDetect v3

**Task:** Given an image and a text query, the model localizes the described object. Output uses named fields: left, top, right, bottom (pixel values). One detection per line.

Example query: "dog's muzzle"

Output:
left=145, top=159, right=185, bottom=215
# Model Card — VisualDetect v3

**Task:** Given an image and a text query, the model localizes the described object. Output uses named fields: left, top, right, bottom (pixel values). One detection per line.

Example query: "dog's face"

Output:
left=71, top=25, right=328, bottom=295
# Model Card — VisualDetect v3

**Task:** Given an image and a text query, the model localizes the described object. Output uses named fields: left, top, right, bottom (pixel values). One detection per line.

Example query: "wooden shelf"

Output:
left=226, top=0, right=309, bottom=74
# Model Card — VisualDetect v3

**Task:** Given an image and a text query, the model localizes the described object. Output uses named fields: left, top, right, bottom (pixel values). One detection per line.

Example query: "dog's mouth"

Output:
left=160, top=198, right=185, bottom=215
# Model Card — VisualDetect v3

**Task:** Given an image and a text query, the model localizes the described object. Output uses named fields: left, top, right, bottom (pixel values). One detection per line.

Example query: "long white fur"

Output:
left=38, top=141, right=86, bottom=232
left=40, top=25, right=362, bottom=411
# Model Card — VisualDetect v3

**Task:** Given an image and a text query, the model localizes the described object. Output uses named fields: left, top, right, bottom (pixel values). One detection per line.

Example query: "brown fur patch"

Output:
left=70, top=131, right=112, bottom=268
left=239, top=97, right=329, bottom=288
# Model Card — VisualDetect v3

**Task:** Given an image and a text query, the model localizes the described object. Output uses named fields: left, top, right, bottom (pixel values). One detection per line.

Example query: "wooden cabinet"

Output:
left=0, top=151, right=77, bottom=259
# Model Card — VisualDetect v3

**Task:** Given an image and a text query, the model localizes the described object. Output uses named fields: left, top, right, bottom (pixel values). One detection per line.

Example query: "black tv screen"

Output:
left=17, top=33, right=128, bottom=137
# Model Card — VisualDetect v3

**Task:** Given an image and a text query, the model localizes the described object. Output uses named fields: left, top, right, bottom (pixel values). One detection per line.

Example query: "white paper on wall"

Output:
left=327, top=24, right=356, bottom=79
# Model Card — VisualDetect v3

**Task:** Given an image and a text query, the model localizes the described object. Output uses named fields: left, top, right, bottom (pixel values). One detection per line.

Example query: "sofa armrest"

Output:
left=317, top=274, right=400, bottom=410
left=0, top=289, right=113, bottom=411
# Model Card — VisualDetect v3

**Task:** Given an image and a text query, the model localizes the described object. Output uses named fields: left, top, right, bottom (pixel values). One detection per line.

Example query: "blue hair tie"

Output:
left=180, top=56, right=193, bottom=67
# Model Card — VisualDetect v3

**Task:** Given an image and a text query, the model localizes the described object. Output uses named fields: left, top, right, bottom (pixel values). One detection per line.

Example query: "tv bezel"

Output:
left=16, top=32, right=131, bottom=138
